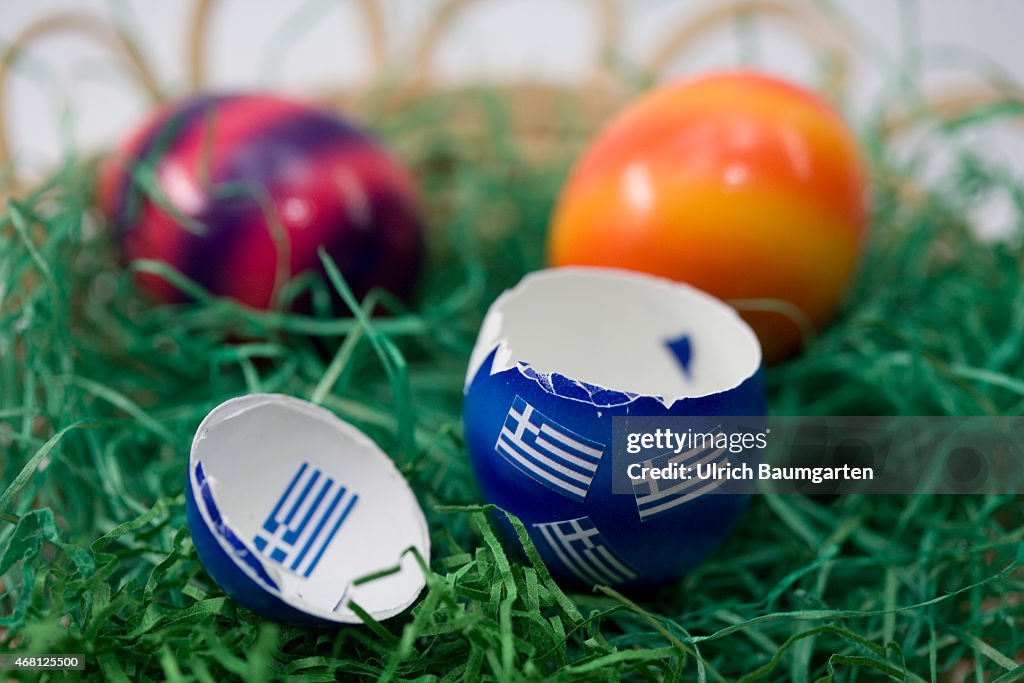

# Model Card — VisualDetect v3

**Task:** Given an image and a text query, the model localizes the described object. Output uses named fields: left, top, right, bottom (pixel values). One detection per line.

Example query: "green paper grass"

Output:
left=2, top=87, right=1024, bottom=682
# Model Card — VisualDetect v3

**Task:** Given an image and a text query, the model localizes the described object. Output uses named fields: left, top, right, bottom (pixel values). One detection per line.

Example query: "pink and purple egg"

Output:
left=99, top=94, right=423, bottom=310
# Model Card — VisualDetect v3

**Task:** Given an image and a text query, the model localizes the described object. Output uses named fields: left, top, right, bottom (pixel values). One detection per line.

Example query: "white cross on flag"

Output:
left=253, top=462, right=359, bottom=578
left=495, top=396, right=605, bottom=501
left=631, top=432, right=728, bottom=521
left=533, top=516, right=636, bottom=586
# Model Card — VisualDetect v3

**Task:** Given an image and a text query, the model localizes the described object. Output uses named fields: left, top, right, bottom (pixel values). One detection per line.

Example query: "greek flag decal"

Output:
left=534, top=516, right=636, bottom=586
left=631, top=432, right=727, bottom=521
left=253, top=462, right=358, bottom=578
left=495, top=396, right=605, bottom=501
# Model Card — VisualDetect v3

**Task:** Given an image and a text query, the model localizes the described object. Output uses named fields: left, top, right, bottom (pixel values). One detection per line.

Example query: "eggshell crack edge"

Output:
left=465, top=267, right=763, bottom=409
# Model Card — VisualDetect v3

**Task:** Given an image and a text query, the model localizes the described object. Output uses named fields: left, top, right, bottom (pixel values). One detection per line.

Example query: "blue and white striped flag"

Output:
left=253, top=462, right=359, bottom=578
left=631, top=432, right=727, bottom=521
left=495, top=396, right=605, bottom=501
left=534, top=516, right=636, bottom=586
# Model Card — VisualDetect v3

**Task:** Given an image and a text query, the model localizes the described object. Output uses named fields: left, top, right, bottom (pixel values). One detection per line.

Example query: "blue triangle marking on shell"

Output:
left=664, top=334, right=693, bottom=378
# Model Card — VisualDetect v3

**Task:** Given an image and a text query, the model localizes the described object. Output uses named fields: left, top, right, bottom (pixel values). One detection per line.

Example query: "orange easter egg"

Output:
left=548, top=70, right=868, bottom=363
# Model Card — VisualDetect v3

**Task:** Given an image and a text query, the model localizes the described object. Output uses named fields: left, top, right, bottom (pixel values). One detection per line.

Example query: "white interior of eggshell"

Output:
left=466, top=267, right=762, bottom=404
left=190, top=394, right=429, bottom=623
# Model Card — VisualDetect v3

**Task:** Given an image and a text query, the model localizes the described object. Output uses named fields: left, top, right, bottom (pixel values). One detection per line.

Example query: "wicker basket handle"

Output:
left=0, top=12, right=161, bottom=187
left=186, top=0, right=388, bottom=90
left=646, top=0, right=856, bottom=100
left=883, top=85, right=1024, bottom=137
left=407, top=0, right=621, bottom=92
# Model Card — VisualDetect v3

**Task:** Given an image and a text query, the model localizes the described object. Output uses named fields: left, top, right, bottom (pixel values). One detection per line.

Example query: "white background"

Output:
left=1, top=0, right=1021, bottom=235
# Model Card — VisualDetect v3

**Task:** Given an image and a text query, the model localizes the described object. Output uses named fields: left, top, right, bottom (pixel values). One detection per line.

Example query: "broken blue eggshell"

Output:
left=186, top=394, right=430, bottom=625
left=463, top=267, right=766, bottom=589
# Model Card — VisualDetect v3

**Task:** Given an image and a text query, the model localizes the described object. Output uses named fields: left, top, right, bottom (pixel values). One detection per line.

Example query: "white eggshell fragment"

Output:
left=186, top=394, right=430, bottom=625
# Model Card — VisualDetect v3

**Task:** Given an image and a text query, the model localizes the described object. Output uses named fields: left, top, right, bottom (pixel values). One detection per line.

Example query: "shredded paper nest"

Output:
left=2, top=1, right=1024, bottom=680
